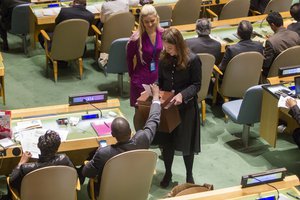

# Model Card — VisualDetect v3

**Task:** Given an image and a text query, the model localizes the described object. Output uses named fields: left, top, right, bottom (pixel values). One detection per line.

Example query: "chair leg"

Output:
left=46, top=56, right=50, bottom=77
left=201, top=100, right=206, bottom=126
left=223, top=97, right=229, bottom=123
left=22, top=34, right=28, bottom=55
left=242, top=124, right=250, bottom=147
left=1, top=77, right=5, bottom=105
left=78, top=58, right=83, bottom=80
left=53, top=61, right=58, bottom=82
left=118, top=73, right=123, bottom=97
left=212, top=76, right=219, bottom=105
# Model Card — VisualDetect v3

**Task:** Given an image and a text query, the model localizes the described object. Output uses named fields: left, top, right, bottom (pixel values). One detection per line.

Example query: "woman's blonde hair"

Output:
left=138, top=5, right=160, bottom=64
left=161, top=28, right=189, bottom=69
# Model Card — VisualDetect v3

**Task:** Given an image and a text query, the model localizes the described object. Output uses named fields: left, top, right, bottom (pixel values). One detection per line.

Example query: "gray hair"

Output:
left=196, top=18, right=211, bottom=36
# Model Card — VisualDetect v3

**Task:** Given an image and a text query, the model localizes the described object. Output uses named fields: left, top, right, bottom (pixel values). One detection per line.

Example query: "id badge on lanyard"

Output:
left=149, top=34, right=157, bottom=72
left=150, top=60, right=155, bottom=72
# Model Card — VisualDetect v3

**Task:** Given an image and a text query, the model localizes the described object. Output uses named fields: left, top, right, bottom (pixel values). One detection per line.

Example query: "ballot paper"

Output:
left=142, top=84, right=152, bottom=96
left=278, top=96, right=300, bottom=109
left=16, top=129, right=69, bottom=158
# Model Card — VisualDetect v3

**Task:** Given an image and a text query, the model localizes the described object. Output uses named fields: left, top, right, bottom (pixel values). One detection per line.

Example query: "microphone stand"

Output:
left=83, top=99, right=103, bottom=118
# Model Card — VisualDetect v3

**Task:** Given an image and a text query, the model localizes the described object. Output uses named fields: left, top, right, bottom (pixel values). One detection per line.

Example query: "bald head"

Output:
left=73, top=0, right=86, bottom=6
left=111, top=117, right=131, bottom=142
left=237, top=20, right=253, bottom=40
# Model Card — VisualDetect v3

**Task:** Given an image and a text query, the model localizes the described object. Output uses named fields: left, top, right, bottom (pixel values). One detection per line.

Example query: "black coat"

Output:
left=55, top=5, right=94, bottom=25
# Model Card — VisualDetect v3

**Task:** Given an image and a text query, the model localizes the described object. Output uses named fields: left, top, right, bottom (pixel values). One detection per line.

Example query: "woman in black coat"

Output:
left=155, top=28, right=202, bottom=188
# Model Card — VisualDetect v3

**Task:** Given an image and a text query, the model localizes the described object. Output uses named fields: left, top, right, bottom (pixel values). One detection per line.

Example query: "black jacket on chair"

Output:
left=9, top=154, right=74, bottom=194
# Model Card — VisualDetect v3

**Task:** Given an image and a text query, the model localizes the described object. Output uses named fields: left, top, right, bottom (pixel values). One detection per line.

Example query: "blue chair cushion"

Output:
left=222, top=99, right=243, bottom=123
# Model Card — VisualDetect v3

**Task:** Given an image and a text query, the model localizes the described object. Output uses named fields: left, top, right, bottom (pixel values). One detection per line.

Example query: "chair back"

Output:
left=21, top=166, right=77, bottom=200
left=106, top=38, right=129, bottom=74
left=51, top=19, right=89, bottom=61
left=264, top=0, right=293, bottom=14
left=219, top=0, right=250, bottom=20
left=101, top=12, right=135, bottom=54
left=10, top=3, right=31, bottom=34
left=171, top=0, right=202, bottom=26
left=197, top=53, right=215, bottom=101
left=220, top=52, right=264, bottom=98
left=268, top=46, right=300, bottom=78
left=237, top=85, right=263, bottom=124
left=155, top=5, right=172, bottom=27
left=98, top=150, right=157, bottom=200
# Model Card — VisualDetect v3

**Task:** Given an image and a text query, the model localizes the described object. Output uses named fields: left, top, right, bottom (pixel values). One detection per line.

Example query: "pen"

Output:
left=287, top=192, right=300, bottom=200
left=104, top=122, right=110, bottom=128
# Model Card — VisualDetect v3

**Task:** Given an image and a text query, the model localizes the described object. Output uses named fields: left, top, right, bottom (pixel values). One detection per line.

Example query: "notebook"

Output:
left=91, top=121, right=112, bottom=136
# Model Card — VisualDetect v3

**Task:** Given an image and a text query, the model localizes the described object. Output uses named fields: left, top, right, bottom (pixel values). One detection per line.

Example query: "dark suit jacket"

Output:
left=55, top=5, right=94, bottom=25
left=288, top=22, right=300, bottom=37
left=186, top=35, right=222, bottom=64
left=9, top=154, right=74, bottom=194
left=250, top=0, right=270, bottom=13
left=289, top=105, right=300, bottom=125
left=0, top=0, right=29, bottom=30
left=219, top=39, right=264, bottom=72
left=82, top=102, right=161, bottom=197
left=263, top=27, right=300, bottom=75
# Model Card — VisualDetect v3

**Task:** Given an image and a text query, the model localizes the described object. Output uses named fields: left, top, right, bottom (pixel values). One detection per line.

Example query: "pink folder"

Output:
left=91, top=121, right=112, bottom=136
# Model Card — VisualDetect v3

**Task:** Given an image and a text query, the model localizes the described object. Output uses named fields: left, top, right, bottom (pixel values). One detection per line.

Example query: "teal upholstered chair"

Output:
left=222, top=85, right=263, bottom=147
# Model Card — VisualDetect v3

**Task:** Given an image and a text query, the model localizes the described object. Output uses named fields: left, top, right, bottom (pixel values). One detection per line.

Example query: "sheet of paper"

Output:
left=142, top=84, right=152, bottom=96
left=278, top=96, right=300, bottom=109
left=0, top=138, right=15, bottom=148
left=86, top=5, right=100, bottom=14
left=15, top=120, right=42, bottom=132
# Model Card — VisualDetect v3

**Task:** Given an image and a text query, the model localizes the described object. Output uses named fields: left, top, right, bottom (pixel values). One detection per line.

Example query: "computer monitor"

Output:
left=294, top=76, right=300, bottom=96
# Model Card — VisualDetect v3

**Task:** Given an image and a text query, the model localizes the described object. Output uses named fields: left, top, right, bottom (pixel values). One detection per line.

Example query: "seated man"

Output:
left=263, top=12, right=300, bottom=76
left=0, top=0, right=29, bottom=51
left=38, top=0, right=94, bottom=49
left=286, top=98, right=300, bottom=149
left=288, top=3, right=300, bottom=36
left=218, top=20, right=263, bottom=72
left=250, top=0, right=270, bottom=14
left=8, top=130, right=74, bottom=196
left=82, top=84, right=161, bottom=198
left=185, top=18, right=222, bottom=64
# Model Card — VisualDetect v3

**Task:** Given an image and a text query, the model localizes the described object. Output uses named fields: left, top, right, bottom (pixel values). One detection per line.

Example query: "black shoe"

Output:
left=160, top=173, right=172, bottom=188
left=186, top=176, right=195, bottom=184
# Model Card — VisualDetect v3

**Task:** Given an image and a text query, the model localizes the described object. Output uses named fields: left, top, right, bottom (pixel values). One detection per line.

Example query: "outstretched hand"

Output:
left=150, top=84, right=160, bottom=101
left=18, top=151, right=32, bottom=166
left=286, top=98, right=297, bottom=108
left=171, top=93, right=183, bottom=106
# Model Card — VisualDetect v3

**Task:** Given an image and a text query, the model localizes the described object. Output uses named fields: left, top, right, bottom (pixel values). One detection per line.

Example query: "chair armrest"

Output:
left=250, top=9, right=261, bottom=16
left=89, top=178, right=96, bottom=200
left=7, top=177, right=20, bottom=200
left=91, top=25, right=102, bottom=36
left=40, top=30, right=50, bottom=41
left=213, top=65, right=223, bottom=76
left=206, top=8, right=218, bottom=21
left=76, top=178, right=81, bottom=191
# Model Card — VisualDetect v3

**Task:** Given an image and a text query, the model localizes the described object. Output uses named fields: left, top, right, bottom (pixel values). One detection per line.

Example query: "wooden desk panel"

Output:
left=173, top=11, right=291, bottom=31
left=163, top=175, right=299, bottom=200
left=0, top=99, right=120, bottom=175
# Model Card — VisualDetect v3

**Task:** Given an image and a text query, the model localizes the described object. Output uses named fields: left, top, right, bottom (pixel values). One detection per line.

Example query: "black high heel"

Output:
left=160, top=173, right=172, bottom=188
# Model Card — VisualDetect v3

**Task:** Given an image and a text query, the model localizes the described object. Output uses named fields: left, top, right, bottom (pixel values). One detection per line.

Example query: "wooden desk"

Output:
left=260, top=85, right=299, bottom=147
left=0, top=99, right=120, bottom=175
left=173, top=11, right=291, bottom=31
left=29, top=1, right=102, bottom=48
left=163, top=175, right=300, bottom=200
left=181, top=15, right=293, bottom=53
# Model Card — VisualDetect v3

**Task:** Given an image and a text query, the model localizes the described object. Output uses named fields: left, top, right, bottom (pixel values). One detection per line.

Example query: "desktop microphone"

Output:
left=259, top=10, right=272, bottom=29
left=83, top=99, right=103, bottom=118
left=249, top=175, right=279, bottom=200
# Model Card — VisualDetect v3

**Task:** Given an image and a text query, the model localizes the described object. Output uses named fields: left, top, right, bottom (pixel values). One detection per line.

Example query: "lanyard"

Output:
left=150, top=32, right=158, bottom=61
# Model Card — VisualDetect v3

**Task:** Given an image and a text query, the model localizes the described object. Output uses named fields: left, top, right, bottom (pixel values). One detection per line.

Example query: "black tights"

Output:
left=162, top=144, right=194, bottom=182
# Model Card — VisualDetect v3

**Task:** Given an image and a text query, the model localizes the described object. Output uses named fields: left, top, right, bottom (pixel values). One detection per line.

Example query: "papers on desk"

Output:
left=278, top=96, right=300, bottom=109
left=15, top=128, right=69, bottom=159
left=210, top=35, right=227, bottom=46
left=86, top=4, right=102, bottom=14
left=0, top=138, right=15, bottom=148
left=15, top=120, right=42, bottom=132
left=42, top=7, right=61, bottom=16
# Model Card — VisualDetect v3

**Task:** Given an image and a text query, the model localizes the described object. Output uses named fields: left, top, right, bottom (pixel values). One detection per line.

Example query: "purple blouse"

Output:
left=127, top=28, right=163, bottom=106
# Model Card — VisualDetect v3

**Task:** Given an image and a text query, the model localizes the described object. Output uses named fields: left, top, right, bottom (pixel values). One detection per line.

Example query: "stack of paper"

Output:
left=15, top=120, right=42, bottom=132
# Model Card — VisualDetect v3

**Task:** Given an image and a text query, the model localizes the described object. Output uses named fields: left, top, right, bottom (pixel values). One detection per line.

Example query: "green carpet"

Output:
left=1, top=33, right=300, bottom=199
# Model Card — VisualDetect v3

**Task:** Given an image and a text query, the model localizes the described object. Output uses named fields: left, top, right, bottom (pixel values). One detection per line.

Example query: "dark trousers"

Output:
left=293, top=128, right=300, bottom=149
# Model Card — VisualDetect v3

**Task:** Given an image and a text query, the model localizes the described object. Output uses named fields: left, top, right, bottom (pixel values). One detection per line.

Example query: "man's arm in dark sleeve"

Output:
left=82, top=149, right=104, bottom=178
left=263, top=40, right=275, bottom=74
left=289, top=105, right=300, bottom=125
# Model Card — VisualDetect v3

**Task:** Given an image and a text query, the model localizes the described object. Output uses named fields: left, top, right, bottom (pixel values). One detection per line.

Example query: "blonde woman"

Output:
left=127, top=4, right=163, bottom=108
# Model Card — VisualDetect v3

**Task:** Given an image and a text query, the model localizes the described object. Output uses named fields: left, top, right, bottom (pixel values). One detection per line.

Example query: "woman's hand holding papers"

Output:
left=18, top=151, right=32, bottom=166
